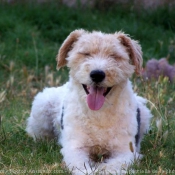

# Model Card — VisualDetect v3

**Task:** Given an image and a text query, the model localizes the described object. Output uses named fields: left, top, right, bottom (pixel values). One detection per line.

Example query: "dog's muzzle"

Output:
left=82, top=70, right=112, bottom=111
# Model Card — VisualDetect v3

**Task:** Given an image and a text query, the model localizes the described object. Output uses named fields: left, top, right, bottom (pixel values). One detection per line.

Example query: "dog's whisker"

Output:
left=104, top=98, right=113, bottom=106
left=82, top=95, right=87, bottom=100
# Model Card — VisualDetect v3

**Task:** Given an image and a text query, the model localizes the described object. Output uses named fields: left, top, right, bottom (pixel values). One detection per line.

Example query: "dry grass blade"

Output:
left=129, top=142, right=134, bottom=153
left=0, top=91, right=6, bottom=103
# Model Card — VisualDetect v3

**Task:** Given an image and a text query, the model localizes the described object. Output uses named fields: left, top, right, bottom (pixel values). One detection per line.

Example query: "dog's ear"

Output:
left=56, top=29, right=86, bottom=70
left=116, top=32, right=143, bottom=75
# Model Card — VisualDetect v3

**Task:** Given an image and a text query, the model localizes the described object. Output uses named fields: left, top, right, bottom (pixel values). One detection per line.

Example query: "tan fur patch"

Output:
left=89, top=145, right=111, bottom=163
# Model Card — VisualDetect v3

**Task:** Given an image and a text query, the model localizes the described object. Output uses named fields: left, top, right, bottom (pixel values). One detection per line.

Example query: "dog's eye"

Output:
left=109, top=54, right=116, bottom=59
left=79, top=52, right=91, bottom=57
left=110, top=54, right=122, bottom=60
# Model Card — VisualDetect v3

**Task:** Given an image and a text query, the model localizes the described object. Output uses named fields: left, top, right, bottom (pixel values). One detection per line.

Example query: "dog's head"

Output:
left=56, top=29, right=142, bottom=110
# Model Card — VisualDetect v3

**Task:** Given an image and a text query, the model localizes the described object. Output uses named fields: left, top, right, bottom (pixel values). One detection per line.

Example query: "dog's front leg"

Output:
left=98, top=151, right=141, bottom=174
left=60, top=145, right=94, bottom=175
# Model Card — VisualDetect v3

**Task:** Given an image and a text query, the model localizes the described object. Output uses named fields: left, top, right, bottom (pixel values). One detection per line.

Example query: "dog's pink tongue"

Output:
left=87, top=86, right=105, bottom=110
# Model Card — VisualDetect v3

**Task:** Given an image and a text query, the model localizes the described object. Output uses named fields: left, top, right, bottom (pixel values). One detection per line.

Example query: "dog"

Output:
left=26, top=29, right=152, bottom=174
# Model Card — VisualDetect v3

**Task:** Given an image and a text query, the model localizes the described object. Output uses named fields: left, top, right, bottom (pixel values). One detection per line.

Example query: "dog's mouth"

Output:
left=82, top=84, right=112, bottom=111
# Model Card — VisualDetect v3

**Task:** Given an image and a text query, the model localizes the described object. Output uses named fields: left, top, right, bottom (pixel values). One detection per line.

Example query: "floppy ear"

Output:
left=56, top=29, right=86, bottom=70
left=116, top=32, right=143, bottom=75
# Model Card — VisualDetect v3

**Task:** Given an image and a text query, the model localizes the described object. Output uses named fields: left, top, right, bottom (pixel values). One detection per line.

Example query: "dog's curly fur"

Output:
left=26, top=29, right=152, bottom=174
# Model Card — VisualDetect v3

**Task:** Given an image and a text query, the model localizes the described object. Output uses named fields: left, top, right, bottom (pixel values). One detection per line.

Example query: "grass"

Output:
left=0, top=2, right=175, bottom=174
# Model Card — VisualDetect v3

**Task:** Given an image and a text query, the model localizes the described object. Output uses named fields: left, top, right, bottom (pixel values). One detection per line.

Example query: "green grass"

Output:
left=0, top=2, right=175, bottom=174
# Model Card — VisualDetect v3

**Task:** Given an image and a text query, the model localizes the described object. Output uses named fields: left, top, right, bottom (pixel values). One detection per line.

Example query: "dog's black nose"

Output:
left=90, top=70, right=105, bottom=83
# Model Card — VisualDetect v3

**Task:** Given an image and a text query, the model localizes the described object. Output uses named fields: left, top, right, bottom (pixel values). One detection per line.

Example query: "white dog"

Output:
left=26, top=29, right=152, bottom=174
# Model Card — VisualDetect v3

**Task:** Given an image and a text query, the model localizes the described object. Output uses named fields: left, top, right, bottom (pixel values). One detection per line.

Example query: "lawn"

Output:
left=0, top=2, right=175, bottom=174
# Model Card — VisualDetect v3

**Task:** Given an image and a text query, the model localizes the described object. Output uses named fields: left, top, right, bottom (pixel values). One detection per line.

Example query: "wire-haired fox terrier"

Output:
left=26, top=29, right=152, bottom=174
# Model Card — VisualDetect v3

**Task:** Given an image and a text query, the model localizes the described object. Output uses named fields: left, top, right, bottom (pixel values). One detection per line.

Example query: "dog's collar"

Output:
left=135, top=108, right=141, bottom=147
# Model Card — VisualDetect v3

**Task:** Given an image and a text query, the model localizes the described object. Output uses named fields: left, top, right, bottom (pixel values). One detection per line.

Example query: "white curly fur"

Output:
left=26, top=30, right=152, bottom=174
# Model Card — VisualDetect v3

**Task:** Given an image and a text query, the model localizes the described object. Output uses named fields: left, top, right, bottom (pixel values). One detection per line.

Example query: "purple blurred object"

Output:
left=142, top=58, right=175, bottom=82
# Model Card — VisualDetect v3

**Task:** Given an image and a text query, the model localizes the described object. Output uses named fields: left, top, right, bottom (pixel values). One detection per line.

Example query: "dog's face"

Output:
left=56, top=30, right=142, bottom=110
